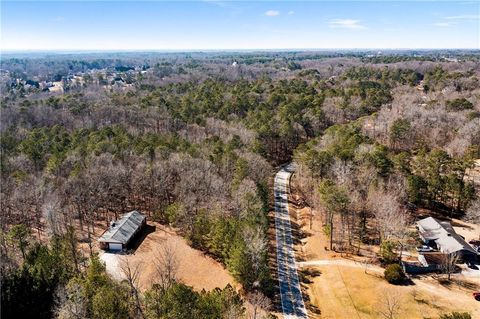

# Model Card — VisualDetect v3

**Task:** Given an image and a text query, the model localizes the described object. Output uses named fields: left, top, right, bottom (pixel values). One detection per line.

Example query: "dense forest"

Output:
left=1, top=51, right=479, bottom=318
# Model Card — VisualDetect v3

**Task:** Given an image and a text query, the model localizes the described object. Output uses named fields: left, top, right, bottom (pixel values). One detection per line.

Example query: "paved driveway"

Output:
left=274, top=164, right=308, bottom=319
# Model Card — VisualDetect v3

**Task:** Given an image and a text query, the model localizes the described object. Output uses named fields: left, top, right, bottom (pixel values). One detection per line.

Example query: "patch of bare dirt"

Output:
left=101, top=222, right=236, bottom=292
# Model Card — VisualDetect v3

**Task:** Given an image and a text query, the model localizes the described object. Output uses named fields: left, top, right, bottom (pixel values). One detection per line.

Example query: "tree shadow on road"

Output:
left=298, top=280, right=322, bottom=316
left=289, top=215, right=307, bottom=244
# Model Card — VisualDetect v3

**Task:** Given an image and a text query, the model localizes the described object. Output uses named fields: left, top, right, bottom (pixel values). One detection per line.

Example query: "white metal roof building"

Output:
left=417, top=217, right=478, bottom=262
left=99, top=210, right=146, bottom=251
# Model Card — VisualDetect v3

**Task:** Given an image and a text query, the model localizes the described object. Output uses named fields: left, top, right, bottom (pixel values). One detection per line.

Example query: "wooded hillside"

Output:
left=1, top=51, right=479, bottom=318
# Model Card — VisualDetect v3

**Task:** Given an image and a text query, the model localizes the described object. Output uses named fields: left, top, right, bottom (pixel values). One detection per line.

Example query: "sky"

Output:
left=1, top=1, right=479, bottom=51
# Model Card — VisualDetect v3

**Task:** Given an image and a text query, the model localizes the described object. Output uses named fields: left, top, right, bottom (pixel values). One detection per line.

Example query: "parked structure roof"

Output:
left=417, top=217, right=477, bottom=255
left=99, top=211, right=145, bottom=244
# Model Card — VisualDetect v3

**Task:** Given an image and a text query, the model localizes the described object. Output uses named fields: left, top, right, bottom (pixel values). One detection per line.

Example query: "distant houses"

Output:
left=99, top=210, right=146, bottom=251
left=47, top=81, right=64, bottom=93
left=4, top=64, right=145, bottom=97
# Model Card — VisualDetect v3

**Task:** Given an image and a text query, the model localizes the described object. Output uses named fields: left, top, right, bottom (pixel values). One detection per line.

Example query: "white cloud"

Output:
left=202, top=0, right=232, bottom=9
left=328, top=19, right=366, bottom=30
left=288, top=11, right=295, bottom=15
left=432, top=14, right=478, bottom=27
left=445, top=14, right=479, bottom=20
left=265, top=10, right=280, bottom=17
left=433, top=22, right=452, bottom=27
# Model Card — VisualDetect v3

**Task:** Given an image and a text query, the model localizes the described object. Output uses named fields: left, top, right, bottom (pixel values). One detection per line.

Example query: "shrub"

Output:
left=380, top=240, right=398, bottom=264
left=439, top=312, right=472, bottom=319
left=466, top=111, right=479, bottom=120
left=323, top=224, right=331, bottom=237
left=384, top=264, right=405, bottom=284
left=446, top=98, right=473, bottom=111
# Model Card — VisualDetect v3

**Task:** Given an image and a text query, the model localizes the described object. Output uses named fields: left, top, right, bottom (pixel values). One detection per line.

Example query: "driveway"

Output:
left=298, top=259, right=384, bottom=273
left=274, top=164, right=308, bottom=319
left=100, top=251, right=123, bottom=281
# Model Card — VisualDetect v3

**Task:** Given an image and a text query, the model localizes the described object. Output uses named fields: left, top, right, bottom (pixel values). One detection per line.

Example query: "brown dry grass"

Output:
left=451, top=218, right=480, bottom=243
left=102, top=222, right=236, bottom=292
left=36, top=215, right=236, bottom=294
left=289, top=175, right=480, bottom=319
left=305, top=265, right=480, bottom=319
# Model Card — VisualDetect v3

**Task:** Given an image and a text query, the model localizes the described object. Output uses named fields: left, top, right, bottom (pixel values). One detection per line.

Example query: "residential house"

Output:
left=99, top=210, right=146, bottom=251
left=417, top=217, right=478, bottom=263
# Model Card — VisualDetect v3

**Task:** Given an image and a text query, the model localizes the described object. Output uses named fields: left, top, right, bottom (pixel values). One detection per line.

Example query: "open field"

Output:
left=304, top=265, right=480, bottom=319
left=100, top=222, right=236, bottom=292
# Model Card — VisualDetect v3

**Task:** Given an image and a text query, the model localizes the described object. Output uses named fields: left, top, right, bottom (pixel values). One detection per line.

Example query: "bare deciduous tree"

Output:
left=233, top=179, right=263, bottom=220
left=368, top=189, right=408, bottom=243
left=43, top=192, right=64, bottom=237
left=154, top=242, right=179, bottom=291
left=247, top=291, right=271, bottom=319
left=243, top=225, right=267, bottom=284
left=377, top=290, right=402, bottom=319
left=441, top=252, right=460, bottom=281
left=119, top=258, right=144, bottom=319
left=224, top=302, right=244, bottom=319
left=465, top=199, right=480, bottom=226
left=55, top=280, right=88, bottom=319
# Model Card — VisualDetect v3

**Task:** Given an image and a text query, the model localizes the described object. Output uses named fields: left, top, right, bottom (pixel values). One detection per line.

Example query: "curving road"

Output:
left=274, top=164, right=308, bottom=319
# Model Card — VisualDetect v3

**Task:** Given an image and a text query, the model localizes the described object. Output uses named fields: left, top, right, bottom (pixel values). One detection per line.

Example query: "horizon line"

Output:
left=2, top=47, right=480, bottom=53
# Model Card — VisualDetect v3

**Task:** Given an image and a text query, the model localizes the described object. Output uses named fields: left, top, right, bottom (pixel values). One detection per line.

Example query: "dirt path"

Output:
left=298, top=259, right=383, bottom=273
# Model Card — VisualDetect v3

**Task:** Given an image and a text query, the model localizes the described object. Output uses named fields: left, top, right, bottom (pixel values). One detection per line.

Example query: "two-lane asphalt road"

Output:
left=274, top=164, right=308, bottom=319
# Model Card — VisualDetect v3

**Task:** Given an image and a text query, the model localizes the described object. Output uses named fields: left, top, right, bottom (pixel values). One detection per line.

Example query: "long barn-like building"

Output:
left=99, top=210, right=146, bottom=251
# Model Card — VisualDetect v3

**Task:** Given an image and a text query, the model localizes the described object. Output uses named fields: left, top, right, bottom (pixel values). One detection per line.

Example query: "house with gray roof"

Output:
left=99, top=210, right=146, bottom=251
left=417, top=217, right=478, bottom=263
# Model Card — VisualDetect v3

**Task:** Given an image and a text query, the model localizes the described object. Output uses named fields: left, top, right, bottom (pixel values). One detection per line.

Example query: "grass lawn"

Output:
left=305, top=265, right=479, bottom=319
